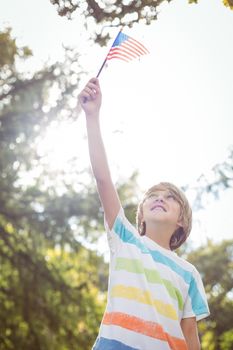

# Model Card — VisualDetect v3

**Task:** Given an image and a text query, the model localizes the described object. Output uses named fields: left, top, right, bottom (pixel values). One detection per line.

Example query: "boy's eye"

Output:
left=144, top=193, right=157, bottom=202
left=147, top=194, right=157, bottom=200
left=144, top=192, right=177, bottom=202
left=166, top=193, right=176, bottom=200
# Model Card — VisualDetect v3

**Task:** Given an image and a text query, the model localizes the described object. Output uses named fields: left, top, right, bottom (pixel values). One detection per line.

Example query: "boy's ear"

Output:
left=139, top=205, right=144, bottom=222
left=177, top=212, right=183, bottom=228
left=176, top=218, right=183, bottom=229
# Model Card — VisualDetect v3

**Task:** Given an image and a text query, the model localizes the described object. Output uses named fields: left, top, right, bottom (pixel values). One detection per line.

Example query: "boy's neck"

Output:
left=145, top=223, right=174, bottom=250
left=146, top=233, right=171, bottom=250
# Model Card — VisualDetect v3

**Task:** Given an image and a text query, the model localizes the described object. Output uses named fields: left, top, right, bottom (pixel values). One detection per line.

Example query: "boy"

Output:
left=78, top=78, right=209, bottom=350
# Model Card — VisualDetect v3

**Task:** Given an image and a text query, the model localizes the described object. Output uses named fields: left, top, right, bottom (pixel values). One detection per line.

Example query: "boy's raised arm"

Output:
left=78, top=78, right=121, bottom=229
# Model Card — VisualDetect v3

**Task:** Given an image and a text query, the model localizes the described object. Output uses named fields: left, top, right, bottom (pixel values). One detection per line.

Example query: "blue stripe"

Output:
left=188, top=277, right=209, bottom=315
left=93, top=337, right=139, bottom=350
left=114, top=217, right=209, bottom=316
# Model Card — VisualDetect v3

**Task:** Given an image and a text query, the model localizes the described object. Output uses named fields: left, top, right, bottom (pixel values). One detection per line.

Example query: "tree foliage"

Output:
left=223, top=0, right=233, bottom=10
left=0, top=27, right=108, bottom=349
left=184, top=147, right=233, bottom=211
left=49, top=0, right=233, bottom=45
left=186, top=239, right=233, bottom=350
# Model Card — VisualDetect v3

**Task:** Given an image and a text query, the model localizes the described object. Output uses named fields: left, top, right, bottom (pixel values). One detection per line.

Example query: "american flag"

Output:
left=106, top=31, right=149, bottom=63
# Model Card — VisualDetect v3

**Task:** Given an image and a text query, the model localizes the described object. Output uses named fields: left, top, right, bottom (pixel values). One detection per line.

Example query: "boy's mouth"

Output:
left=150, top=204, right=167, bottom=212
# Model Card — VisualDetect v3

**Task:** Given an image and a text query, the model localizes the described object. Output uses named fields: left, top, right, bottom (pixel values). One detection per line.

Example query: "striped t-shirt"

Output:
left=93, top=208, right=209, bottom=350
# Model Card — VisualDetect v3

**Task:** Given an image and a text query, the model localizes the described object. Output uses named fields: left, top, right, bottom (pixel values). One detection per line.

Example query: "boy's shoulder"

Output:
left=141, top=235, right=198, bottom=274
left=174, top=252, right=199, bottom=275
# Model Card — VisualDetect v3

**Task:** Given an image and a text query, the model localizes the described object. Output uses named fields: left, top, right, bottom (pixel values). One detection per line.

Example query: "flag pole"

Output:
left=96, top=27, right=123, bottom=78
left=96, top=57, right=108, bottom=78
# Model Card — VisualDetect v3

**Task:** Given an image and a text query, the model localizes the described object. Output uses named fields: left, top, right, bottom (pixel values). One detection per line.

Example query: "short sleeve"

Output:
left=104, top=207, right=137, bottom=255
left=182, top=267, right=210, bottom=321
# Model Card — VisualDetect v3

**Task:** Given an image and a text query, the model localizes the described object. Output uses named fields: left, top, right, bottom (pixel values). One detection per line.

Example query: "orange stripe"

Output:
left=103, top=312, right=187, bottom=350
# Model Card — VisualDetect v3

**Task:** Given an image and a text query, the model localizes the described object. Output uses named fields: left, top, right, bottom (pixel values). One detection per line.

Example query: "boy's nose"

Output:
left=155, top=196, right=164, bottom=202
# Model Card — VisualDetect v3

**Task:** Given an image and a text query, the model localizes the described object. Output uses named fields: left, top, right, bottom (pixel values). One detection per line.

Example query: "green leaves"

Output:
left=0, top=28, right=106, bottom=349
left=49, top=0, right=233, bottom=45
left=186, top=240, right=233, bottom=350
left=223, top=0, right=233, bottom=10
left=0, top=28, right=18, bottom=67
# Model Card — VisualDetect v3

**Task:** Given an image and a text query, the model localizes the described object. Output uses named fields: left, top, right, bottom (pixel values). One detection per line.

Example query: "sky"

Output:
left=1, top=0, right=233, bottom=250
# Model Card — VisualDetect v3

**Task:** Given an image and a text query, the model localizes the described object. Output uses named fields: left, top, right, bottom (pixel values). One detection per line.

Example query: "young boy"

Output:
left=78, top=78, right=209, bottom=350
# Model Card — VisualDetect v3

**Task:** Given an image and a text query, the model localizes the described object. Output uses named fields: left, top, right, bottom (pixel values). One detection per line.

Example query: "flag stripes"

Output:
left=106, top=31, right=149, bottom=63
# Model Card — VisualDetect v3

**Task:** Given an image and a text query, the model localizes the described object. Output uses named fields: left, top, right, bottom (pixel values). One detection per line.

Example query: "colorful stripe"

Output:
left=93, top=337, right=139, bottom=350
left=115, top=257, right=184, bottom=310
left=111, top=285, right=178, bottom=320
left=114, top=217, right=209, bottom=316
left=103, top=312, right=188, bottom=350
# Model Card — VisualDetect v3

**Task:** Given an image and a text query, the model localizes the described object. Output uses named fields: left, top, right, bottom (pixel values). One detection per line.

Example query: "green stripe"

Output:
left=115, top=257, right=184, bottom=310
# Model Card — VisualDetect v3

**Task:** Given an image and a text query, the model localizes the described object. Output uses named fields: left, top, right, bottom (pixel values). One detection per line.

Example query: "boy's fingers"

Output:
left=79, top=90, right=97, bottom=105
left=86, top=82, right=100, bottom=94
left=78, top=92, right=90, bottom=104
left=78, top=78, right=100, bottom=105
left=89, top=77, right=99, bottom=86
left=84, top=86, right=96, bottom=96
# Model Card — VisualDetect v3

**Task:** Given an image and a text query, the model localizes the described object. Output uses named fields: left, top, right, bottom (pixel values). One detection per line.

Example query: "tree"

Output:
left=0, top=27, right=108, bottom=349
left=182, top=149, right=233, bottom=349
left=185, top=239, right=233, bottom=350
left=223, top=0, right=233, bottom=10
left=49, top=0, right=233, bottom=45
left=183, top=147, right=233, bottom=211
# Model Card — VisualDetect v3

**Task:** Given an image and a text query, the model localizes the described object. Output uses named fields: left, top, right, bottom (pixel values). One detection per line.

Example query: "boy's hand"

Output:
left=78, top=78, right=102, bottom=118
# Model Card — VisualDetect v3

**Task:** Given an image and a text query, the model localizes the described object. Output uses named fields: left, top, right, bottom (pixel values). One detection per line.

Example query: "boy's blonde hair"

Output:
left=136, top=182, right=192, bottom=250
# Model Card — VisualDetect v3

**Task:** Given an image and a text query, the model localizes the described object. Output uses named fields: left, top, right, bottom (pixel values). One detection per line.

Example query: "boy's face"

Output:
left=141, top=189, right=182, bottom=231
